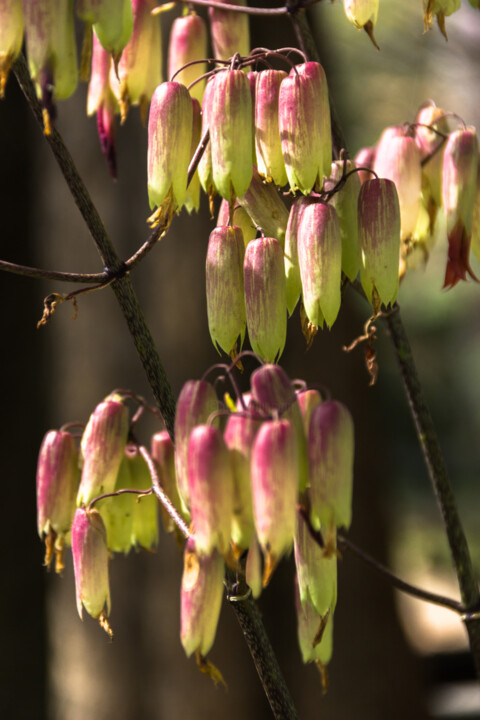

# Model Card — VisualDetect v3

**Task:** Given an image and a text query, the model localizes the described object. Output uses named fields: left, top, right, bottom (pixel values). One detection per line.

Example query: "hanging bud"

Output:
left=238, top=166, right=289, bottom=247
left=180, top=539, right=224, bottom=658
left=326, top=160, right=361, bottom=281
left=423, top=0, right=461, bottom=39
left=442, top=127, right=479, bottom=288
left=187, top=425, right=234, bottom=556
left=174, top=380, right=219, bottom=513
left=198, top=75, right=216, bottom=199
left=209, top=0, right=250, bottom=61
left=284, top=196, right=312, bottom=316
left=0, top=0, right=24, bottom=98
left=296, top=388, right=323, bottom=437
left=279, top=62, right=332, bottom=194
left=128, top=446, right=159, bottom=551
left=210, top=68, right=253, bottom=200
left=294, top=511, right=337, bottom=616
left=110, top=0, right=162, bottom=124
left=343, top=0, right=379, bottom=48
left=77, top=397, right=129, bottom=506
left=224, top=409, right=262, bottom=550
left=206, top=225, right=246, bottom=357
left=168, top=13, right=207, bottom=104
left=243, top=237, right=287, bottom=363
left=217, top=199, right=257, bottom=246
left=96, top=452, right=135, bottom=554
left=23, top=0, right=78, bottom=130
left=87, top=33, right=118, bottom=178
left=308, top=400, right=354, bottom=531
left=151, top=431, right=182, bottom=532
left=71, top=507, right=112, bottom=637
left=354, top=145, right=376, bottom=185
left=358, top=178, right=401, bottom=309
left=298, top=201, right=342, bottom=329
left=415, top=103, right=449, bottom=209
left=373, top=133, right=422, bottom=242
left=184, top=98, right=202, bottom=213
left=77, top=0, right=133, bottom=61
left=250, top=363, right=309, bottom=493
left=37, top=430, right=79, bottom=572
left=147, top=81, right=193, bottom=211
left=255, top=70, right=288, bottom=186
left=251, top=419, right=298, bottom=585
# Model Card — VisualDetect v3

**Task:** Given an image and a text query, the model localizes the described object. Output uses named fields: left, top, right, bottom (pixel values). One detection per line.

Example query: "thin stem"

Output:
left=13, top=54, right=177, bottom=438
left=157, top=0, right=290, bottom=15
left=385, top=307, right=480, bottom=674
left=0, top=259, right=105, bottom=283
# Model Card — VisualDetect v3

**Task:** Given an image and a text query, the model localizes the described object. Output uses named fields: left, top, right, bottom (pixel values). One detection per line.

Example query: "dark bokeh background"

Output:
left=1, top=3, right=479, bottom=719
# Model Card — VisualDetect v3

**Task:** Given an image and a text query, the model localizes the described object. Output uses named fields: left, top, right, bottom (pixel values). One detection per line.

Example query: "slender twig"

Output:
left=156, top=0, right=290, bottom=15
left=0, top=259, right=105, bottom=283
left=13, top=53, right=177, bottom=437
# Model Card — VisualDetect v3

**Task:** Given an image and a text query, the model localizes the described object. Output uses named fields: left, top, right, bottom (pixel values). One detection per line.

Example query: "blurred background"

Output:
left=1, top=1, right=479, bottom=718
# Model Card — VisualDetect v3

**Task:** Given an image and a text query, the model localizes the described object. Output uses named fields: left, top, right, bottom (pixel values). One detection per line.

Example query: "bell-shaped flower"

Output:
left=354, top=145, right=376, bottom=185
left=127, top=446, right=159, bottom=551
left=87, top=33, right=118, bottom=178
left=415, top=103, right=450, bottom=210
left=294, top=510, right=337, bottom=616
left=243, top=237, right=286, bottom=363
left=0, top=0, right=24, bottom=98
left=251, top=419, right=298, bottom=585
left=187, top=425, right=234, bottom=556
left=71, top=507, right=112, bottom=636
left=284, top=196, right=312, bottom=316
left=23, top=0, right=78, bottom=130
left=109, top=0, right=162, bottom=124
left=326, top=160, right=361, bottom=281
left=174, top=379, right=219, bottom=513
left=343, top=0, right=379, bottom=47
left=198, top=75, right=216, bottom=199
left=209, top=0, right=250, bottom=61
left=358, top=178, right=401, bottom=310
left=210, top=68, right=253, bottom=200
left=180, top=539, right=224, bottom=658
left=296, top=388, right=323, bottom=437
left=151, top=431, right=182, bottom=533
left=295, top=577, right=334, bottom=668
left=37, top=430, right=79, bottom=572
left=308, top=400, right=354, bottom=531
left=373, top=132, right=422, bottom=242
left=147, top=81, right=193, bottom=212
left=255, top=69, right=288, bottom=186
left=279, top=62, right=331, bottom=194
left=238, top=166, right=289, bottom=248
left=298, top=201, right=342, bottom=328
left=217, top=199, right=257, bottom=246
left=442, top=126, right=479, bottom=287
left=168, top=13, right=207, bottom=104
left=77, top=0, right=133, bottom=61
left=250, top=363, right=308, bottom=492
left=95, top=451, right=135, bottom=554
left=206, top=225, right=246, bottom=357
left=77, top=396, right=129, bottom=506
left=184, top=98, right=202, bottom=213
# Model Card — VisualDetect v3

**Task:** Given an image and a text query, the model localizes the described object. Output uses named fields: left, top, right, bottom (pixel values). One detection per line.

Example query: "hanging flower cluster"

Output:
left=36, top=362, right=354, bottom=678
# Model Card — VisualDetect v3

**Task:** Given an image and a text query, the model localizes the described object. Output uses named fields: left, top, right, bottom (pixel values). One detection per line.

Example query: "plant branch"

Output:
left=13, top=53, right=177, bottom=437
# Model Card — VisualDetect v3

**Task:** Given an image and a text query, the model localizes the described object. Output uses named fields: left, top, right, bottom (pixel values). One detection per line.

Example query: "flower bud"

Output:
left=343, top=0, right=379, bottom=29
left=255, top=70, right=288, bottom=186
left=77, top=398, right=129, bottom=506
left=209, top=0, right=250, bottom=61
left=296, top=388, right=323, bottom=437
left=243, top=237, right=287, bottom=363
left=0, top=0, right=24, bottom=98
left=187, top=425, right=233, bottom=556
left=415, top=103, right=449, bottom=208
left=206, top=225, right=246, bottom=357
left=295, top=577, right=334, bottom=667
left=71, top=507, right=112, bottom=636
left=180, top=539, right=224, bottom=658
left=294, top=511, right=337, bottom=616
left=217, top=199, right=257, bottom=246
left=373, top=133, right=422, bottom=241
left=279, top=62, right=331, bottom=194
left=147, top=81, right=193, bottom=211
left=151, top=431, right=182, bottom=532
left=174, top=380, right=219, bottom=512
left=128, top=446, right=159, bottom=551
left=87, top=33, right=118, bottom=178
left=442, top=127, right=479, bottom=287
left=37, top=430, right=79, bottom=572
left=238, top=166, right=289, bottom=247
left=298, top=201, right=342, bottom=329
left=423, top=0, right=461, bottom=39
left=250, top=363, right=309, bottom=492
left=110, top=0, right=162, bottom=123
left=308, top=400, right=354, bottom=531
left=77, top=0, right=133, bottom=60
left=284, top=196, right=312, bottom=316
left=210, top=68, right=253, bottom=200
left=168, top=13, right=207, bottom=104
left=326, top=160, right=361, bottom=281
left=358, top=178, right=401, bottom=309
left=96, top=452, right=135, bottom=554
left=251, top=419, right=298, bottom=585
